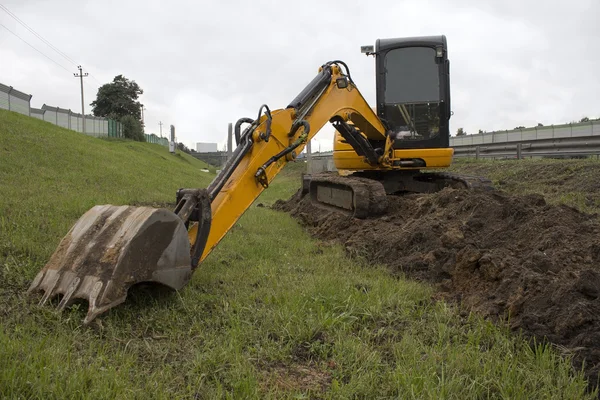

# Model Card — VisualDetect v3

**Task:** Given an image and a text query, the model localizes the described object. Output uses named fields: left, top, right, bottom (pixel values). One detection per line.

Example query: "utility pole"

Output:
left=169, top=125, right=176, bottom=153
left=73, top=65, right=89, bottom=133
left=306, top=139, right=312, bottom=174
left=159, top=121, right=163, bottom=137
left=227, top=123, right=233, bottom=161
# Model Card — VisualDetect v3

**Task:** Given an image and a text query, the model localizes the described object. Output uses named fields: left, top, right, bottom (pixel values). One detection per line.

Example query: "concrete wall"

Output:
left=308, top=155, right=337, bottom=174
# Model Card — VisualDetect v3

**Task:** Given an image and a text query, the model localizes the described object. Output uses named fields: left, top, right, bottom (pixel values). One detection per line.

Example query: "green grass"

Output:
left=449, top=157, right=600, bottom=214
left=0, top=109, right=213, bottom=275
left=0, top=109, right=595, bottom=399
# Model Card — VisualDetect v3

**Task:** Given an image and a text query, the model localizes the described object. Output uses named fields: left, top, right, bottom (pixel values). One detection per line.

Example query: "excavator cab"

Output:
left=333, top=35, right=453, bottom=171
left=373, top=36, right=451, bottom=149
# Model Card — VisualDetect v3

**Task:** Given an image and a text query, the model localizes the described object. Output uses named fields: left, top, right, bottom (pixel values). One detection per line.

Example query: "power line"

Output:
left=88, top=73, right=104, bottom=86
left=0, top=3, right=79, bottom=66
left=0, top=22, right=72, bottom=73
left=84, top=80, right=98, bottom=92
left=0, top=4, right=106, bottom=88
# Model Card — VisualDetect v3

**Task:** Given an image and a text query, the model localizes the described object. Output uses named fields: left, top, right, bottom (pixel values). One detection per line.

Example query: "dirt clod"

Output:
left=275, top=187, right=600, bottom=387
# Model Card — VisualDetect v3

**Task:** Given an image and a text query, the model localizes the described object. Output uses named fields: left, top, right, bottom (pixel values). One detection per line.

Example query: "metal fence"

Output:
left=451, top=121, right=600, bottom=158
left=145, top=133, right=169, bottom=146
left=1, top=82, right=123, bottom=138
left=0, top=83, right=31, bottom=115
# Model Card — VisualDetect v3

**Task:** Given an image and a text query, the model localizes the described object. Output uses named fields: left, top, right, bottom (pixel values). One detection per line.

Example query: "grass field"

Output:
left=449, top=157, right=600, bottom=214
left=0, top=109, right=595, bottom=399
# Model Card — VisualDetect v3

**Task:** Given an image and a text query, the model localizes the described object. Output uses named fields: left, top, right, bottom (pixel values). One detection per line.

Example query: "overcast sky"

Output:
left=1, top=0, right=598, bottom=151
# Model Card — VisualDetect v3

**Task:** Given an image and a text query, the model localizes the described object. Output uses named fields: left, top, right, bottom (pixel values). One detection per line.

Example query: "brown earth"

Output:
left=274, top=185, right=600, bottom=388
left=449, top=159, right=600, bottom=214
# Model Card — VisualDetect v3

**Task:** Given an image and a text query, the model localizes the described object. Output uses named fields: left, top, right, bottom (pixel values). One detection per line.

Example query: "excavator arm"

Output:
left=193, top=62, right=390, bottom=264
left=28, top=61, right=393, bottom=323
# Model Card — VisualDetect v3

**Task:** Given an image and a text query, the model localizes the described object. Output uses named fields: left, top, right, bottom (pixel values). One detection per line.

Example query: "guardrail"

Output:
left=451, top=120, right=600, bottom=158
left=453, top=136, right=600, bottom=159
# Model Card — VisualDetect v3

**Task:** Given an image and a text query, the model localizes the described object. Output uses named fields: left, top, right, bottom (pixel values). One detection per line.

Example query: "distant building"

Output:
left=196, top=142, right=218, bottom=153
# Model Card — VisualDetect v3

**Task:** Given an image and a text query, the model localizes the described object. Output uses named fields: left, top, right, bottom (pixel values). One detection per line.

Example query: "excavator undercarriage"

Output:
left=305, top=171, right=493, bottom=219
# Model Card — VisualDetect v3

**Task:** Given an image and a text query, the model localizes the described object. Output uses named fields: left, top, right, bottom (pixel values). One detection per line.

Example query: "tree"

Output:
left=456, top=128, right=466, bottom=136
left=91, top=75, right=144, bottom=121
left=514, top=126, right=525, bottom=130
left=120, top=115, right=145, bottom=142
left=537, top=123, right=544, bottom=127
left=177, top=142, right=191, bottom=154
left=580, top=117, right=590, bottom=123
left=477, top=129, right=484, bottom=134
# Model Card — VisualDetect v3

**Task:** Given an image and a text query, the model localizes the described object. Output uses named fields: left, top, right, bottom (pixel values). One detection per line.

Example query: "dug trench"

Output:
left=274, top=185, right=600, bottom=389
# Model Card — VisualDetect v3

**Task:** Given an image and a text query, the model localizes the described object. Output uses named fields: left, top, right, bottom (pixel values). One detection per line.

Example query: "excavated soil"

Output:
left=275, top=187, right=600, bottom=388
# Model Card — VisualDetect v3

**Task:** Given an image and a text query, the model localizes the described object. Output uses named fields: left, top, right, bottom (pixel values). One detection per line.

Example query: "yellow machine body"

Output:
left=332, top=131, right=454, bottom=171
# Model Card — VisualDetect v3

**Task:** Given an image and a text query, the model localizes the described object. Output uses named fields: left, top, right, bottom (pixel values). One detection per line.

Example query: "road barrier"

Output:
left=451, top=121, right=600, bottom=158
left=453, top=136, right=600, bottom=159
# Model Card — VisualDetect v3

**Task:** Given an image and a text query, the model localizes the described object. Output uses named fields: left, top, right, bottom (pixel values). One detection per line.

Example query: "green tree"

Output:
left=580, top=116, right=590, bottom=123
left=177, top=142, right=191, bottom=154
left=456, top=128, right=466, bottom=136
left=120, top=115, right=145, bottom=142
left=477, top=129, right=484, bottom=134
left=91, top=75, right=144, bottom=120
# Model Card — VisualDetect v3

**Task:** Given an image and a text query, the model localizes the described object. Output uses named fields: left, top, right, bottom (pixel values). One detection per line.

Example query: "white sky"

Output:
left=1, top=0, right=598, bottom=151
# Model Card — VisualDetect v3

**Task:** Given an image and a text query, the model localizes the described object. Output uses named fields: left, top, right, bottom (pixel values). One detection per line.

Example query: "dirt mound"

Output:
left=275, top=188, right=600, bottom=387
left=449, top=160, right=600, bottom=214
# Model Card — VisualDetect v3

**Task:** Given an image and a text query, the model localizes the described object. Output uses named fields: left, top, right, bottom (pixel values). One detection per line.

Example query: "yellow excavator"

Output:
left=29, top=35, right=490, bottom=323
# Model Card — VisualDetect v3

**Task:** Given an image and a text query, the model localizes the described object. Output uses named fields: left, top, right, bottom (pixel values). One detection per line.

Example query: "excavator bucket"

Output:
left=28, top=204, right=193, bottom=324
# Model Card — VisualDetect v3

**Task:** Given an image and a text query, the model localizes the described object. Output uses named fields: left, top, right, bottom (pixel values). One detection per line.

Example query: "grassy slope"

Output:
left=0, top=110, right=594, bottom=399
left=449, top=157, right=600, bottom=214
left=0, top=110, right=212, bottom=272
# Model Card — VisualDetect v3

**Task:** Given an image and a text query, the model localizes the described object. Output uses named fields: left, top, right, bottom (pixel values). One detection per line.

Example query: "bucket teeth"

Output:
left=56, top=276, right=81, bottom=311
left=28, top=205, right=194, bottom=324
left=36, top=271, right=60, bottom=306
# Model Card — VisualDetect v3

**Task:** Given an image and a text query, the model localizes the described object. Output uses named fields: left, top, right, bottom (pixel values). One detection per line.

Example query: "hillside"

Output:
left=0, top=109, right=213, bottom=275
left=0, top=109, right=594, bottom=398
left=449, top=157, right=600, bottom=214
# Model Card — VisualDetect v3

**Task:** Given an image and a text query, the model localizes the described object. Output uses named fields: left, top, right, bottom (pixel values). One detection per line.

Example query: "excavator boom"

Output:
left=29, top=62, right=393, bottom=323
